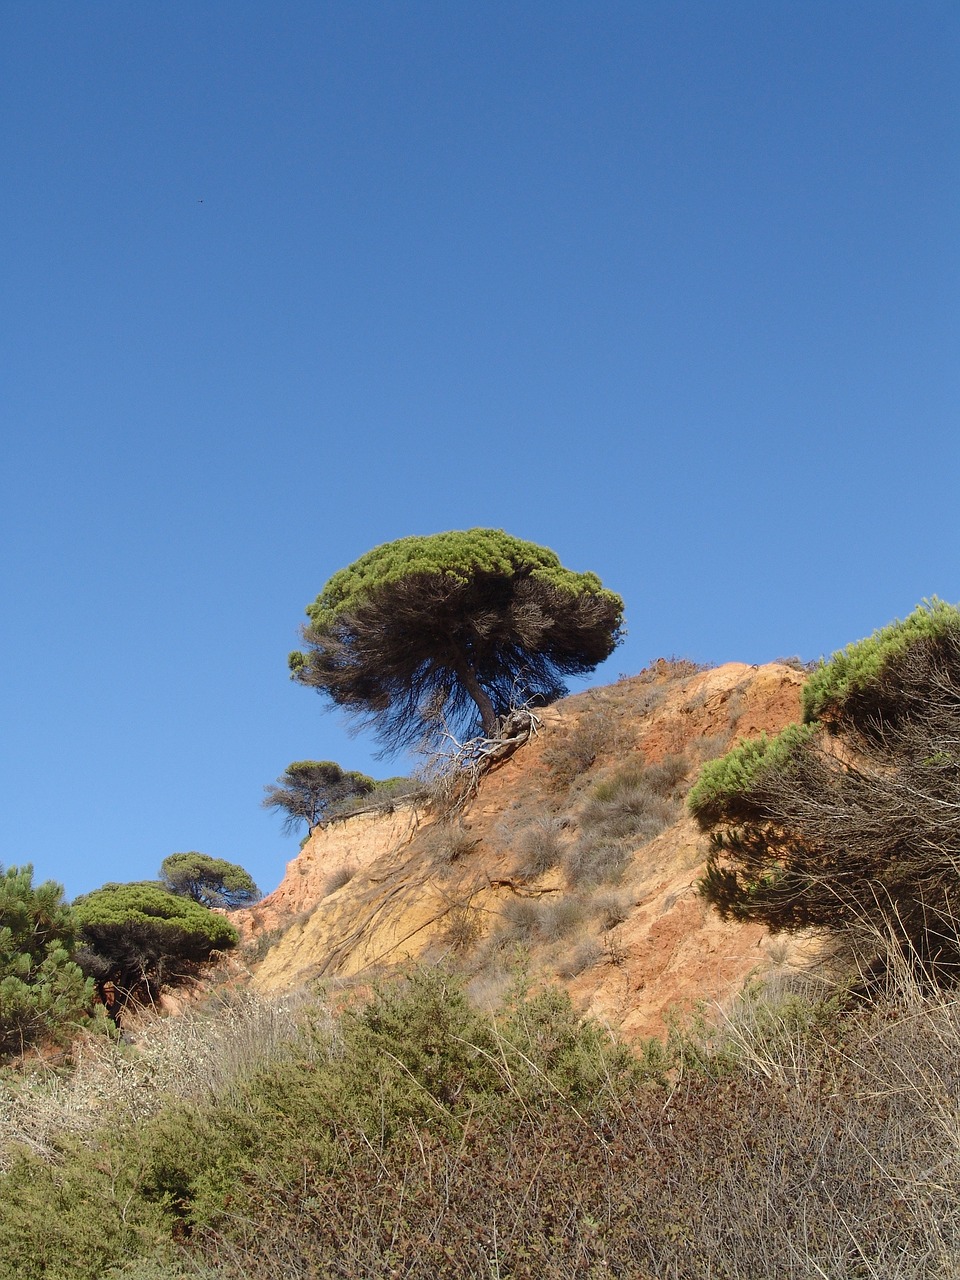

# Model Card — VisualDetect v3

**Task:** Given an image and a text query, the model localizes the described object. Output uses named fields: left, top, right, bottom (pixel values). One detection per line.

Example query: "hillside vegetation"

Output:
left=7, top=600, right=960, bottom=1278
left=1, top=966, right=958, bottom=1279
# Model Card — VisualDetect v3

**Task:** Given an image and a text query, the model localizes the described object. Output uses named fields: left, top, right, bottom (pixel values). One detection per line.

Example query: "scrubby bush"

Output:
left=593, top=892, right=630, bottom=931
left=488, top=894, right=588, bottom=949
left=441, top=901, right=483, bottom=952
left=3, top=969, right=960, bottom=1279
left=321, top=862, right=357, bottom=896
left=582, top=757, right=685, bottom=840
left=421, top=822, right=477, bottom=868
left=563, top=756, right=687, bottom=887
left=490, top=897, right=544, bottom=947
left=511, top=817, right=564, bottom=879
left=556, top=937, right=602, bottom=979
left=541, top=707, right=618, bottom=789
left=691, top=600, right=960, bottom=986
left=563, top=834, right=633, bottom=887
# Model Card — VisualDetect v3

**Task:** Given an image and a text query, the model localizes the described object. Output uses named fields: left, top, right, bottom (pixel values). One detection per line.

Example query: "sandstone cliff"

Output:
left=236, top=660, right=810, bottom=1039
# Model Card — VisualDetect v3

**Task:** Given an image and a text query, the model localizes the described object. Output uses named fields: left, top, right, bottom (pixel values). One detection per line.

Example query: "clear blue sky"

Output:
left=2, top=3, right=957, bottom=899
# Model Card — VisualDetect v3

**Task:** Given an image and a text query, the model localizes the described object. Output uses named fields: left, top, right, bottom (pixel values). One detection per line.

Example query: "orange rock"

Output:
left=242, top=662, right=813, bottom=1040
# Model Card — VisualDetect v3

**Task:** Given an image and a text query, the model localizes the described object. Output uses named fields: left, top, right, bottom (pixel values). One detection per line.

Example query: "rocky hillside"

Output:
left=237, top=660, right=810, bottom=1039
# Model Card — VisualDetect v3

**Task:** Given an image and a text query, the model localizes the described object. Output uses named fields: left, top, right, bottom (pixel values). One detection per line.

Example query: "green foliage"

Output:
left=159, top=852, right=260, bottom=909
left=802, top=597, right=960, bottom=725
left=0, top=865, right=92, bottom=1056
left=299, top=528, right=621, bottom=626
left=262, top=759, right=376, bottom=833
left=73, top=883, right=239, bottom=948
left=73, top=883, right=238, bottom=996
left=289, top=528, right=624, bottom=751
left=141, top=971, right=638, bottom=1218
left=5, top=970, right=960, bottom=1279
left=687, top=724, right=816, bottom=829
left=0, top=1143, right=169, bottom=1280
left=691, top=602, right=960, bottom=983
left=0, top=969, right=631, bottom=1273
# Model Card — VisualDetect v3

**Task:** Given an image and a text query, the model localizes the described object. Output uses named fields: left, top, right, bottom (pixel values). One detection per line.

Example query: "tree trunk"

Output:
left=455, top=658, right=500, bottom=738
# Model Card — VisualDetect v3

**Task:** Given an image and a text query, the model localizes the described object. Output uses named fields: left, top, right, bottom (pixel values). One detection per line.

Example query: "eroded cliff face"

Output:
left=235, top=661, right=810, bottom=1039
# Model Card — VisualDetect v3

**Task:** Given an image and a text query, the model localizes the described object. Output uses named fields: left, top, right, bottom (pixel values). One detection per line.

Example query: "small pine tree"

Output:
left=0, top=864, right=92, bottom=1055
left=160, top=852, right=260, bottom=909
left=262, top=760, right=376, bottom=834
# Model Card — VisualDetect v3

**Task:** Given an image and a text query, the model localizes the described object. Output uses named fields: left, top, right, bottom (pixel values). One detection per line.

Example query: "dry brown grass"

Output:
left=510, top=816, right=565, bottom=879
left=541, top=705, right=622, bottom=790
left=0, top=988, right=322, bottom=1174
left=420, top=822, right=478, bottom=869
left=562, top=755, right=688, bottom=888
left=322, top=862, right=358, bottom=896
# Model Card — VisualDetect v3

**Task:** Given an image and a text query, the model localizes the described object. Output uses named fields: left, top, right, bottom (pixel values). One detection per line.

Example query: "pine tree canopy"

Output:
left=288, top=529, right=624, bottom=752
left=159, top=852, right=260, bottom=909
left=73, top=883, right=238, bottom=995
left=262, top=761, right=377, bottom=833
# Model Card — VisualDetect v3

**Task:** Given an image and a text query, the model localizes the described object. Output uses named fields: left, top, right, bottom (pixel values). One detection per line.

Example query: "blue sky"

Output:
left=2, top=3, right=957, bottom=899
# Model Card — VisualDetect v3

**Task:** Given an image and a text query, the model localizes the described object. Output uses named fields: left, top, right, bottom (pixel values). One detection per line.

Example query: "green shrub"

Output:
left=692, top=601, right=960, bottom=984
left=73, top=883, right=238, bottom=1002
left=0, top=1140, right=169, bottom=1280
left=8, top=965, right=960, bottom=1280
left=687, top=724, right=815, bottom=829
left=802, top=598, right=960, bottom=725
left=0, top=865, right=92, bottom=1057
